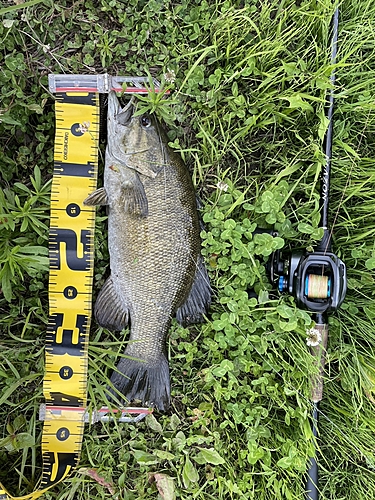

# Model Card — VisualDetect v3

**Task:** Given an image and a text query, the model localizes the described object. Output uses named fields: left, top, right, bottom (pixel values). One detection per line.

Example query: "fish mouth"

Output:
left=107, top=92, right=136, bottom=158
left=116, top=98, right=135, bottom=126
left=106, top=93, right=165, bottom=178
left=107, top=91, right=135, bottom=130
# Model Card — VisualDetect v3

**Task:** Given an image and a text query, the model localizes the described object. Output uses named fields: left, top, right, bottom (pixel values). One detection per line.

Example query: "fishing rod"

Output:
left=268, top=7, right=346, bottom=499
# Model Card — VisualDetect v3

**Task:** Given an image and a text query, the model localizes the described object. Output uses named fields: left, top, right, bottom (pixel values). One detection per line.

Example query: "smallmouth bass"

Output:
left=84, top=92, right=211, bottom=410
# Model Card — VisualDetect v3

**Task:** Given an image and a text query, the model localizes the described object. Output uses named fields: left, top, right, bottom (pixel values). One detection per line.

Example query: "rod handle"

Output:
left=309, top=323, right=328, bottom=403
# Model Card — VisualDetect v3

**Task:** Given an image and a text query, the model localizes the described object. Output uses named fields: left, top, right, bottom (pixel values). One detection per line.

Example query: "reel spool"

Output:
left=305, top=274, right=331, bottom=300
left=270, top=249, right=346, bottom=313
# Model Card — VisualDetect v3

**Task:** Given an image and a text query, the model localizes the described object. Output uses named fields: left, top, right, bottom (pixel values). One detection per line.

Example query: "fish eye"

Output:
left=141, top=115, right=152, bottom=128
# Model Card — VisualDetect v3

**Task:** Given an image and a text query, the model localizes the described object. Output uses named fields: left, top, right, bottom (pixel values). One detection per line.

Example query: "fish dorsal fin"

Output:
left=176, top=256, right=212, bottom=326
left=95, top=276, right=130, bottom=331
left=83, top=187, right=108, bottom=206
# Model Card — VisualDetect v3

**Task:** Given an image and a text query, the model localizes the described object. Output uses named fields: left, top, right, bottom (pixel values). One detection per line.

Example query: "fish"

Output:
left=84, top=91, right=211, bottom=411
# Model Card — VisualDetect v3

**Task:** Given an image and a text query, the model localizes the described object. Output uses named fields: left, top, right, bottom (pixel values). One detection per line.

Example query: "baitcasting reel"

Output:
left=269, top=247, right=346, bottom=314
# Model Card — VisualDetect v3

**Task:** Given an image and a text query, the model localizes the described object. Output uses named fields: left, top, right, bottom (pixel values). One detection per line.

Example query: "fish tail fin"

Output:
left=108, top=354, right=170, bottom=411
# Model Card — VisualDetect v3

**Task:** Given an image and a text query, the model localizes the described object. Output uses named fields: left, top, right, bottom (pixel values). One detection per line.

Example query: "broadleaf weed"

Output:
left=1, top=0, right=375, bottom=498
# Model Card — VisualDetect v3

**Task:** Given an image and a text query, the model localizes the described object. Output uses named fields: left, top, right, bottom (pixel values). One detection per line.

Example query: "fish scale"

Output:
left=110, top=159, right=200, bottom=359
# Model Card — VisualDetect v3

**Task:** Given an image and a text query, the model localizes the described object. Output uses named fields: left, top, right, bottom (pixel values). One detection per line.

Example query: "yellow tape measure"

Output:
left=1, top=74, right=158, bottom=499
left=0, top=92, right=99, bottom=499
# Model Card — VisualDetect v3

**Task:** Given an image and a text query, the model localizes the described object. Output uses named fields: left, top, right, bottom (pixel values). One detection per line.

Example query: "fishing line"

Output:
left=305, top=275, right=330, bottom=300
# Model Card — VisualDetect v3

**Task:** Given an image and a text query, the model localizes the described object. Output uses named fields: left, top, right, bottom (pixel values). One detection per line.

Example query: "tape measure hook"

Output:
left=39, top=404, right=152, bottom=424
left=48, top=73, right=167, bottom=94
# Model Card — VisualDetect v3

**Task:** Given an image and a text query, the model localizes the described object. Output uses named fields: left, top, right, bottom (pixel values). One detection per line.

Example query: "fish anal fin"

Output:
left=176, top=256, right=212, bottom=326
left=83, top=187, right=108, bottom=206
left=95, top=276, right=129, bottom=331
left=122, top=175, right=148, bottom=217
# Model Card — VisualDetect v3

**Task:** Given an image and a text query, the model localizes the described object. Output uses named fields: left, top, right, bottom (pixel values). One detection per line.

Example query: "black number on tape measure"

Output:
left=63, top=286, right=78, bottom=299
left=49, top=392, right=82, bottom=406
left=50, top=228, right=91, bottom=271
left=41, top=452, right=78, bottom=486
left=47, top=313, right=87, bottom=357
left=56, top=427, right=70, bottom=441
left=59, top=366, right=73, bottom=380
left=66, top=203, right=81, bottom=217
left=53, top=161, right=96, bottom=178
left=56, top=92, right=98, bottom=106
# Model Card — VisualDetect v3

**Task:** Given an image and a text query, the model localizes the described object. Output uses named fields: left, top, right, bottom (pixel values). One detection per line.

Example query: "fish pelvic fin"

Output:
left=176, top=255, right=212, bottom=326
left=95, top=276, right=129, bottom=331
left=122, top=173, right=148, bottom=217
left=83, top=187, right=108, bottom=206
left=108, top=353, right=170, bottom=411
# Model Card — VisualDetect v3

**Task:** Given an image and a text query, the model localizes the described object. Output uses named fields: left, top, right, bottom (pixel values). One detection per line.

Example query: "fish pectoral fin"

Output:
left=95, top=276, right=130, bottom=331
left=176, top=255, right=212, bottom=326
left=83, top=187, right=109, bottom=206
left=122, top=175, right=148, bottom=217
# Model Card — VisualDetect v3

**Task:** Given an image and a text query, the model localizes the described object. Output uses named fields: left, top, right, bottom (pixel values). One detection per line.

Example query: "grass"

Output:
left=1, top=0, right=375, bottom=498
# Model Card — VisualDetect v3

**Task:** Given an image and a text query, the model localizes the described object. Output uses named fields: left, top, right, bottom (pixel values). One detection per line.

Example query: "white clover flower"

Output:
left=306, top=328, right=322, bottom=347
left=164, top=68, right=176, bottom=83
left=77, top=121, right=91, bottom=134
left=217, top=181, right=229, bottom=192
left=3, top=19, right=15, bottom=29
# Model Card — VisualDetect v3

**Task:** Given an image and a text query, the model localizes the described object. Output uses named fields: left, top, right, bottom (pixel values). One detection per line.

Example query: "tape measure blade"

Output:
left=38, top=92, right=99, bottom=497
left=40, top=91, right=99, bottom=493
